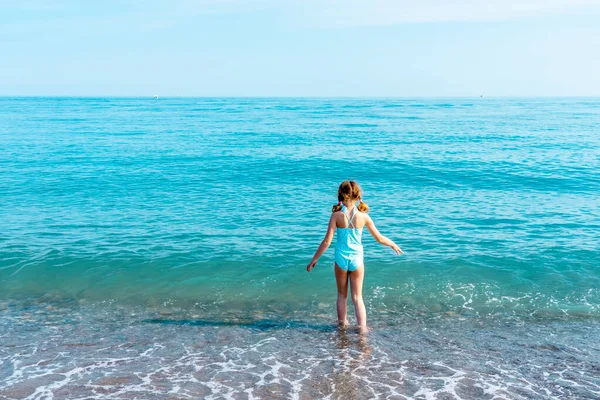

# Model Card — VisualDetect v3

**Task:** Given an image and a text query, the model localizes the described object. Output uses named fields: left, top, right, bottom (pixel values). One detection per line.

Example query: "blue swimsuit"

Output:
left=335, top=205, right=364, bottom=272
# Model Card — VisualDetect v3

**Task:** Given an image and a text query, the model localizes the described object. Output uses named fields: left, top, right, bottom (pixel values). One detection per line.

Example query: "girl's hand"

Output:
left=306, top=260, right=317, bottom=272
left=391, top=243, right=403, bottom=256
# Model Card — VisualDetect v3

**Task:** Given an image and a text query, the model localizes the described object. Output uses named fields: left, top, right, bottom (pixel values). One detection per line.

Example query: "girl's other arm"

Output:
left=306, top=214, right=337, bottom=272
left=365, top=215, right=403, bottom=255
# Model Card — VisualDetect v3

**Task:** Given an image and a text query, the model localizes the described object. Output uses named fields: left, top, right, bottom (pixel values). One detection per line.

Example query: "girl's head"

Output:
left=332, top=180, right=369, bottom=213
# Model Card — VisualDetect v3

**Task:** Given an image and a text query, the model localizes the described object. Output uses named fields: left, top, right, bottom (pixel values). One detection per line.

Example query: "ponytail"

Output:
left=357, top=201, right=369, bottom=213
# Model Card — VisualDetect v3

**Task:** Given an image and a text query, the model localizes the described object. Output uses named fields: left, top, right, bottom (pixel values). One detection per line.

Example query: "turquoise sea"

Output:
left=0, top=97, right=599, bottom=399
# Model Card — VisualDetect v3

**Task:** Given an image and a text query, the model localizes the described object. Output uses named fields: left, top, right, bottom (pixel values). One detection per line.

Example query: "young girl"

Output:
left=306, top=181, right=402, bottom=331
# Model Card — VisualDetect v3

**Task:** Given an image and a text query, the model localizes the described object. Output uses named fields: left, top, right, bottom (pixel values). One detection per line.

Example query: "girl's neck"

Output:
left=343, top=200, right=356, bottom=209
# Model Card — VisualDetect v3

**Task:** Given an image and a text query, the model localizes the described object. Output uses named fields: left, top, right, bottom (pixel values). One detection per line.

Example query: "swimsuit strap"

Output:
left=341, top=205, right=357, bottom=229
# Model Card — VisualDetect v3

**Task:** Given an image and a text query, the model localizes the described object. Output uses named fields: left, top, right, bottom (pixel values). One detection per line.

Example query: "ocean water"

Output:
left=0, top=97, right=599, bottom=399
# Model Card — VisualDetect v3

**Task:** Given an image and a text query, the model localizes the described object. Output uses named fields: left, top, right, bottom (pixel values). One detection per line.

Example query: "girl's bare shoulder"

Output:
left=356, top=210, right=370, bottom=224
left=331, top=210, right=344, bottom=220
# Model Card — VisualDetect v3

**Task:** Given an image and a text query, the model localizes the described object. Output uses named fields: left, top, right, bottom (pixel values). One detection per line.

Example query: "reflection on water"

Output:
left=336, top=325, right=372, bottom=358
left=331, top=326, right=374, bottom=399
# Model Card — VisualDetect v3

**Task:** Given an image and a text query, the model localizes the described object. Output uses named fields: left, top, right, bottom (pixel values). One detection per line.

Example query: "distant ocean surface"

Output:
left=1, top=97, right=599, bottom=399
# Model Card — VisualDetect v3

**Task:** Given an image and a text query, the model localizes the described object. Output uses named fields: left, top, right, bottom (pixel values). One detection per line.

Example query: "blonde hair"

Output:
left=332, top=180, right=369, bottom=213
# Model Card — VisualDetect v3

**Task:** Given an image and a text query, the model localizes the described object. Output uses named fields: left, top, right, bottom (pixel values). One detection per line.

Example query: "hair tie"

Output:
left=338, top=201, right=341, bottom=205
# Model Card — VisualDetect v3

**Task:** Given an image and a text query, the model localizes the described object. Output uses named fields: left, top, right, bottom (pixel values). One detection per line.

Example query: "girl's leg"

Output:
left=334, top=263, right=349, bottom=326
left=349, top=264, right=367, bottom=331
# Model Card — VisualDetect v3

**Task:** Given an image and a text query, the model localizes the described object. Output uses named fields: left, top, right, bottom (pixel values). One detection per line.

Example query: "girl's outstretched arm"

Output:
left=365, top=215, right=403, bottom=255
left=306, top=214, right=337, bottom=272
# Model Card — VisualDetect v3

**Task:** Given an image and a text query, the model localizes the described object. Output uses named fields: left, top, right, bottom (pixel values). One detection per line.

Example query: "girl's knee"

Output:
left=337, top=292, right=348, bottom=299
left=351, top=294, right=363, bottom=304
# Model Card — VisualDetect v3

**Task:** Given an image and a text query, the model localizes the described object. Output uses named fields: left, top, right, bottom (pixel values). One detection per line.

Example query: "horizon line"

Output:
left=1, top=95, right=599, bottom=99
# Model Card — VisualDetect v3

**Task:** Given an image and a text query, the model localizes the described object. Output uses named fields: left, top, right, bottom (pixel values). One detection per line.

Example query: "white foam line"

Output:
left=14, top=351, right=161, bottom=400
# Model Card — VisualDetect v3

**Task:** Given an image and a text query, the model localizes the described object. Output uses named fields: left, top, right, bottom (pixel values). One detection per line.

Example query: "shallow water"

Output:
left=2, top=301, right=599, bottom=399
left=1, top=97, right=599, bottom=398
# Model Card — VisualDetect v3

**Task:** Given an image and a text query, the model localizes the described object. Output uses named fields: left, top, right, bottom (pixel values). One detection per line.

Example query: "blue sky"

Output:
left=1, top=0, right=600, bottom=96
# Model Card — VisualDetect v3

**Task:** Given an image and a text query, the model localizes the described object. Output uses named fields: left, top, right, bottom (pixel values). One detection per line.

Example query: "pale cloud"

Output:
left=3, top=0, right=600, bottom=29
left=2, top=0, right=600, bottom=39
left=131, top=0, right=600, bottom=26
left=284, top=0, right=600, bottom=27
